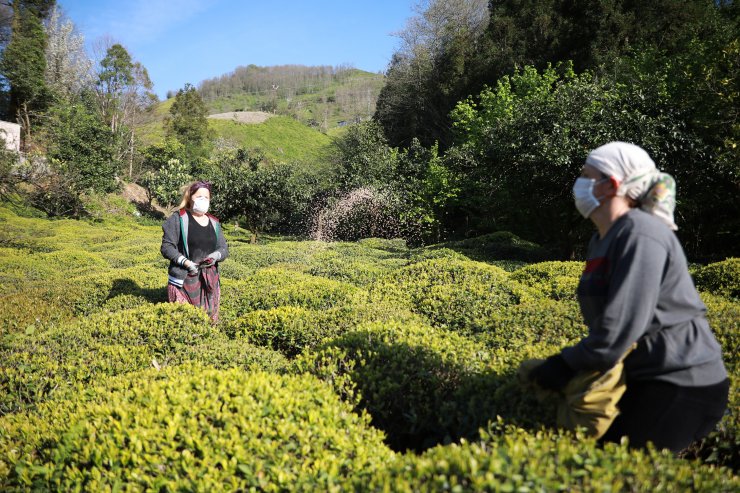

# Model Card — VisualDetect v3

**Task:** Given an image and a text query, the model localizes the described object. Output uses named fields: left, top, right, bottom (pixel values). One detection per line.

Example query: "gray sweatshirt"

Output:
left=160, top=210, right=229, bottom=287
left=561, top=209, right=727, bottom=387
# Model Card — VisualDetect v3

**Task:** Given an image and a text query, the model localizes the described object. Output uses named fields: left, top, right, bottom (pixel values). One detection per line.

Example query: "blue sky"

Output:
left=60, top=0, right=417, bottom=99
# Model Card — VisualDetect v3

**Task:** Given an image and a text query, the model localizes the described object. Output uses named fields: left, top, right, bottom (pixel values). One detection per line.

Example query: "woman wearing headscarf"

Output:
left=528, top=142, right=729, bottom=453
left=161, top=180, right=228, bottom=322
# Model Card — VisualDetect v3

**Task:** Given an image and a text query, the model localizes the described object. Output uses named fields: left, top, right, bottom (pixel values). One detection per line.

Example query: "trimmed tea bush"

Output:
left=473, top=299, right=587, bottom=350
left=298, top=320, right=554, bottom=451
left=0, top=366, right=394, bottom=491
left=437, top=231, right=549, bottom=262
left=358, top=423, right=739, bottom=492
left=369, top=258, right=537, bottom=332
left=694, top=258, right=740, bottom=299
left=510, top=261, right=584, bottom=301
left=219, top=268, right=361, bottom=322
left=0, top=304, right=287, bottom=413
left=225, top=303, right=423, bottom=358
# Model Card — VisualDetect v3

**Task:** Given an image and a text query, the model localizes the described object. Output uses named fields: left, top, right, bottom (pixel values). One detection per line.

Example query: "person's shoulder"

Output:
left=616, top=209, right=675, bottom=246
left=163, top=210, right=185, bottom=225
left=206, top=213, right=221, bottom=223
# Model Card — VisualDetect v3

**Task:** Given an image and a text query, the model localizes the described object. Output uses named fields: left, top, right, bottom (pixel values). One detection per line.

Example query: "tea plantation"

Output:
left=1, top=203, right=738, bottom=491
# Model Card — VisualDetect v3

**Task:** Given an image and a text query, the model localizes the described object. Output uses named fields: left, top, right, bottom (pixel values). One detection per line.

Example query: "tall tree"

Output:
left=0, top=0, right=55, bottom=149
left=94, top=41, right=155, bottom=177
left=166, top=82, right=208, bottom=153
left=43, top=5, right=91, bottom=99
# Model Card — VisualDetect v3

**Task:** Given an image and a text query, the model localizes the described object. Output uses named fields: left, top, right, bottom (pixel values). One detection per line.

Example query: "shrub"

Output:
left=358, top=423, right=739, bottom=491
left=225, top=303, right=423, bottom=358
left=0, top=366, right=393, bottom=491
left=510, top=261, right=584, bottom=301
left=694, top=258, right=740, bottom=299
left=219, top=268, right=360, bottom=322
left=473, top=299, right=587, bottom=350
left=438, top=231, right=550, bottom=262
left=297, top=320, right=554, bottom=451
left=369, top=258, right=537, bottom=332
left=0, top=304, right=287, bottom=413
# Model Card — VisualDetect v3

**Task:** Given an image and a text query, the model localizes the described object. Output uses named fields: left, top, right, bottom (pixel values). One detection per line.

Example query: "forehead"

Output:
left=192, top=188, right=211, bottom=198
left=580, top=164, right=603, bottom=178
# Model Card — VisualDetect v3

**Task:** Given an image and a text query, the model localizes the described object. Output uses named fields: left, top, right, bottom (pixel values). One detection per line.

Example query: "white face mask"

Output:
left=572, top=177, right=607, bottom=218
left=192, top=197, right=210, bottom=214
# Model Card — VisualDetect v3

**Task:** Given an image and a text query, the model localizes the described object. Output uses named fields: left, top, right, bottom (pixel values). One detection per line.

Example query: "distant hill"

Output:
left=197, top=65, right=385, bottom=132
left=135, top=64, right=382, bottom=164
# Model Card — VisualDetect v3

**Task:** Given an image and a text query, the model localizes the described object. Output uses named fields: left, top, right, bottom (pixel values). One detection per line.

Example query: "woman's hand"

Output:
left=528, top=354, right=576, bottom=391
left=184, top=260, right=199, bottom=275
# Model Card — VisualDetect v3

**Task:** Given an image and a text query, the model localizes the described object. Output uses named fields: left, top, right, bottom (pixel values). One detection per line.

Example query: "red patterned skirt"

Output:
left=167, top=265, right=220, bottom=322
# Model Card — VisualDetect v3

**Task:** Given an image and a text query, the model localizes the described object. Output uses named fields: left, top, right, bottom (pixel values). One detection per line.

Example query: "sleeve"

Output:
left=561, top=232, right=668, bottom=372
left=161, top=214, right=187, bottom=266
left=210, top=221, right=228, bottom=262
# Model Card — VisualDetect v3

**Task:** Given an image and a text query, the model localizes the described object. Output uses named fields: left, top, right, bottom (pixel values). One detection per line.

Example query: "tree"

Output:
left=166, top=82, right=208, bottom=155
left=94, top=41, right=155, bottom=177
left=0, top=0, right=55, bottom=149
left=328, top=120, right=398, bottom=191
left=140, top=158, right=192, bottom=210
left=43, top=5, right=91, bottom=99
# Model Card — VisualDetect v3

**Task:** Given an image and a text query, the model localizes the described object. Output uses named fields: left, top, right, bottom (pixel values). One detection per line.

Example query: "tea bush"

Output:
left=225, top=302, right=423, bottom=358
left=219, top=268, right=361, bottom=322
left=0, top=304, right=287, bottom=413
left=369, top=258, right=537, bottom=332
left=0, top=366, right=393, bottom=491
left=358, top=423, right=739, bottom=492
left=694, top=258, right=740, bottom=299
left=298, top=320, right=554, bottom=451
left=510, top=261, right=584, bottom=301
left=437, top=231, right=550, bottom=262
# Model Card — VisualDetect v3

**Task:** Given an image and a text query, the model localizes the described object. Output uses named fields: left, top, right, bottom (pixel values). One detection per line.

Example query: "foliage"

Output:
left=329, top=120, right=398, bottom=191
left=358, top=422, right=738, bottom=492
left=694, top=258, right=740, bottom=299
left=43, top=98, right=118, bottom=194
left=0, top=0, right=52, bottom=144
left=0, top=366, right=392, bottom=491
left=166, top=82, right=208, bottom=154
left=140, top=158, right=192, bottom=210
left=0, top=202, right=738, bottom=482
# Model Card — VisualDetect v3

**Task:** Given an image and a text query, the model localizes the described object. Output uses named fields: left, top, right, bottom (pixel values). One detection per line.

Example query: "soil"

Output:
left=207, top=111, right=274, bottom=124
left=122, top=182, right=169, bottom=218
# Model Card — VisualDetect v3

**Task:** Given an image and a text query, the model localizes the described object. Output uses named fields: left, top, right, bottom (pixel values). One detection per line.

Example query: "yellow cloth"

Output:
left=518, top=347, right=634, bottom=439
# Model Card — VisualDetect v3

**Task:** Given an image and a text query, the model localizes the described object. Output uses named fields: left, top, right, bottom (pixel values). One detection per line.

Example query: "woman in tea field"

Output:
left=161, top=180, right=229, bottom=322
left=528, top=142, right=729, bottom=453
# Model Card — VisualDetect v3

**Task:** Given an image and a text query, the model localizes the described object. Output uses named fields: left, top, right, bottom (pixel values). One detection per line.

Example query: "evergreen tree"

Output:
left=166, top=83, right=208, bottom=153
left=0, top=0, right=55, bottom=148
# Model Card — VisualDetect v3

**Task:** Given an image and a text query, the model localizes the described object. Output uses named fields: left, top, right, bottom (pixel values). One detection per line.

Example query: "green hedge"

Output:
left=297, top=320, right=553, bottom=451
left=357, top=423, right=739, bottom=492
left=694, top=258, right=740, bottom=299
left=225, top=303, right=423, bottom=358
left=436, top=231, right=550, bottom=262
left=368, top=258, right=537, bottom=332
left=473, top=299, right=587, bottom=350
left=0, top=366, right=393, bottom=491
left=0, top=304, right=287, bottom=414
left=510, top=261, right=584, bottom=301
left=219, top=268, right=361, bottom=322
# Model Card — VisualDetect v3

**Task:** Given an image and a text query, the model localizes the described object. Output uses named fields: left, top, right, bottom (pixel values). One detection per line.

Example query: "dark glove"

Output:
left=528, top=354, right=576, bottom=391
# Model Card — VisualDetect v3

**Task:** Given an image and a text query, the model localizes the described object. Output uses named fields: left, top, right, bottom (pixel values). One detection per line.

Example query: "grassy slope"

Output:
left=135, top=68, right=380, bottom=163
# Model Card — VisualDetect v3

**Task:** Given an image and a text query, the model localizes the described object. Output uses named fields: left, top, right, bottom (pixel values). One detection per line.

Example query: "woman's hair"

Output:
left=177, top=181, right=212, bottom=210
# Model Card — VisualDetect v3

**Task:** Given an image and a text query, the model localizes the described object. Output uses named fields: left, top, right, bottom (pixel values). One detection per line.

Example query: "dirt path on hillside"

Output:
left=207, top=111, right=273, bottom=124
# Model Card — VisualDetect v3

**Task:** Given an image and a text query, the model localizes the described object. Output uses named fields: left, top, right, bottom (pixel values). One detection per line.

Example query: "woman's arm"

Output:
left=161, top=214, right=188, bottom=266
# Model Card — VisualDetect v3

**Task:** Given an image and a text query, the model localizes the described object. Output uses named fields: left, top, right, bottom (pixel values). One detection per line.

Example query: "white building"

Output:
left=0, top=121, right=21, bottom=152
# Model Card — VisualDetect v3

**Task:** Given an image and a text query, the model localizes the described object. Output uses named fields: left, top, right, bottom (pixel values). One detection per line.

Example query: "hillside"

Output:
left=137, top=108, right=333, bottom=164
left=198, top=65, right=385, bottom=131
left=136, top=65, right=381, bottom=163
